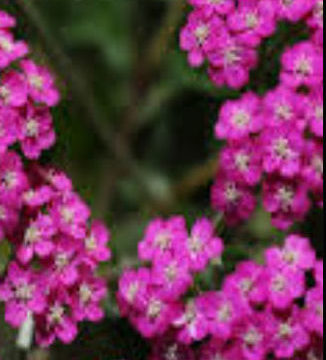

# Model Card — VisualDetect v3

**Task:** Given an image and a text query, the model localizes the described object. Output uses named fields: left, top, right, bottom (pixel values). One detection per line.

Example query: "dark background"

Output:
left=0, top=0, right=323, bottom=359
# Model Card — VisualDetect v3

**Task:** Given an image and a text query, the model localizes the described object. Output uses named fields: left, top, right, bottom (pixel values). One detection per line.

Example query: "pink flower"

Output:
left=263, top=86, right=306, bottom=130
left=138, top=216, right=187, bottom=262
left=17, top=214, right=56, bottom=264
left=18, top=103, right=56, bottom=159
left=131, top=292, right=179, bottom=338
left=35, top=290, right=78, bottom=347
left=263, top=176, right=311, bottom=230
left=266, top=266, right=305, bottom=309
left=211, top=174, right=257, bottom=226
left=199, top=339, right=243, bottom=360
left=181, top=217, right=223, bottom=272
left=151, top=252, right=193, bottom=300
left=276, top=0, right=315, bottom=22
left=234, top=313, right=269, bottom=360
left=47, top=240, right=80, bottom=287
left=260, top=126, right=304, bottom=178
left=265, top=234, right=316, bottom=272
left=0, top=70, right=27, bottom=107
left=228, top=0, right=277, bottom=47
left=117, top=268, right=151, bottom=315
left=70, top=268, right=107, bottom=322
left=208, top=30, right=257, bottom=89
left=50, top=192, right=90, bottom=239
left=281, top=41, right=323, bottom=90
left=0, top=262, right=45, bottom=328
left=82, top=220, right=111, bottom=268
left=303, top=286, right=323, bottom=337
left=222, top=261, right=267, bottom=308
left=180, top=9, right=223, bottom=67
left=189, top=0, right=235, bottom=17
left=267, top=307, right=310, bottom=358
left=215, top=93, right=262, bottom=141
left=20, top=59, right=60, bottom=106
left=0, top=11, right=16, bottom=29
left=205, top=291, right=241, bottom=340
left=219, top=140, right=262, bottom=186
left=0, top=30, right=28, bottom=69
left=173, top=296, right=209, bottom=344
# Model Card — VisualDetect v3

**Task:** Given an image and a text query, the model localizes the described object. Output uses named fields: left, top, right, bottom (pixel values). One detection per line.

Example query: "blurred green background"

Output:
left=0, top=0, right=323, bottom=359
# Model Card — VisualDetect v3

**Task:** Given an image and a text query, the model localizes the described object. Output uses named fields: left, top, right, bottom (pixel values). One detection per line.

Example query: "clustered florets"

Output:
left=180, top=0, right=323, bottom=89
left=0, top=10, right=111, bottom=347
left=180, top=0, right=325, bottom=229
left=119, top=224, right=323, bottom=360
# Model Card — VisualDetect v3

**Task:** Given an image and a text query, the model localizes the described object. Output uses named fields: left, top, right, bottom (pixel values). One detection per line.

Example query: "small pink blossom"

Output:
left=215, top=93, right=262, bottom=141
left=0, top=262, right=45, bottom=328
left=20, top=59, right=60, bottom=106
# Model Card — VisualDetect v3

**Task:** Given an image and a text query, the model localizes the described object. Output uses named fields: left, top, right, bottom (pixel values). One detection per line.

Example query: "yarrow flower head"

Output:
left=119, top=232, right=323, bottom=360
left=0, top=9, right=112, bottom=348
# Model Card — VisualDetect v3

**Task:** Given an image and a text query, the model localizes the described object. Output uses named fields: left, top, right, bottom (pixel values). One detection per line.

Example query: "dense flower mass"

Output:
left=184, top=0, right=326, bottom=229
left=180, top=0, right=323, bottom=89
left=119, top=226, right=324, bottom=360
left=0, top=10, right=111, bottom=347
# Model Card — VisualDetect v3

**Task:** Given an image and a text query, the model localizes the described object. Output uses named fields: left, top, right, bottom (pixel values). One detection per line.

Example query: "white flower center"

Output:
left=49, top=305, right=65, bottom=324
left=15, top=282, right=34, bottom=301
left=79, top=283, right=92, bottom=304
left=272, top=275, right=286, bottom=292
left=232, top=110, right=250, bottom=128
left=0, top=37, right=13, bottom=52
left=275, top=104, right=292, bottom=121
left=2, top=171, right=17, bottom=189
left=147, top=299, right=162, bottom=319
left=246, top=13, right=259, bottom=29
left=273, top=137, right=292, bottom=159
left=165, top=344, right=179, bottom=360
left=0, top=205, right=6, bottom=220
left=0, top=86, right=10, bottom=102
left=217, top=303, right=232, bottom=322
left=55, top=253, right=69, bottom=270
left=127, top=282, right=139, bottom=303
left=224, top=46, right=241, bottom=66
left=277, top=186, right=294, bottom=210
left=188, top=235, right=203, bottom=254
left=85, top=234, right=97, bottom=251
left=225, top=183, right=240, bottom=203
left=315, top=105, right=323, bottom=120
left=165, top=263, right=178, bottom=282
left=60, top=207, right=74, bottom=224
left=24, top=225, right=40, bottom=245
left=194, top=24, right=209, bottom=45
left=154, top=231, right=171, bottom=251
left=26, top=119, right=39, bottom=138
left=244, top=327, right=262, bottom=347
left=279, top=323, right=293, bottom=338
left=295, top=57, right=312, bottom=76
left=29, top=75, right=44, bottom=90
left=235, top=153, right=250, bottom=172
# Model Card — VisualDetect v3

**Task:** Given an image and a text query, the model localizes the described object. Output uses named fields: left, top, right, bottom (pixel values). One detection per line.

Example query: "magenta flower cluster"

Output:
left=119, top=223, right=323, bottom=360
left=180, top=0, right=323, bottom=89
left=0, top=10, right=111, bottom=347
left=187, top=1, right=325, bottom=229
left=117, top=216, right=223, bottom=339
